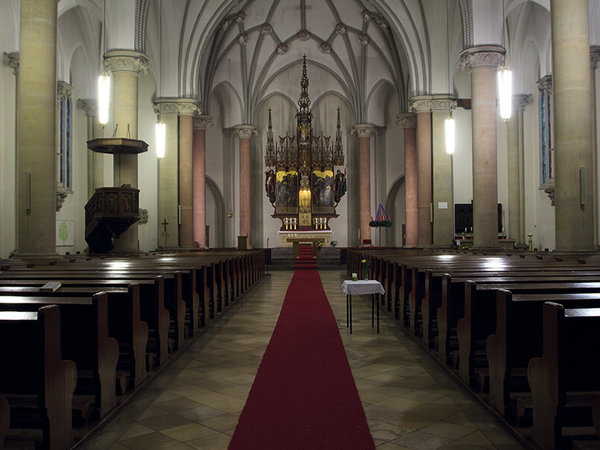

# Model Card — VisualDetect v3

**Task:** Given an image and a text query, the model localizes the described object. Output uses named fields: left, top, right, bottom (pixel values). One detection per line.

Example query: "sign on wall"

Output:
left=56, top=219, right=74, bottom=246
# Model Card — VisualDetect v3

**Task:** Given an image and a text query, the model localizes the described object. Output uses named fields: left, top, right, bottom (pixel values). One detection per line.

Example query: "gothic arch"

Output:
left=206, top=175, right=225, bottom=247
left=385, top=174, right=405, bottom=246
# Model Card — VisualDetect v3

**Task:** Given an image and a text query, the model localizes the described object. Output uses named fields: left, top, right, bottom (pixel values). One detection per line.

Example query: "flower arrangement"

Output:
left=313, top=240, right=324, bottom=249
left=369, top=202, right=392, bottom=228
left=361, top=258, right=370, bottom=280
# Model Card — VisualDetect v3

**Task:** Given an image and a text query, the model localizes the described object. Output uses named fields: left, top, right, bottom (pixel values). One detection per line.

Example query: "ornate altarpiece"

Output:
left=264, top=57, right=347, bottom=245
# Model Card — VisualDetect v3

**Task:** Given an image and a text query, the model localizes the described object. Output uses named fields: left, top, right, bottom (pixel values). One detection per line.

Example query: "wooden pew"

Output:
left=435, top=272, right=600, bottom=367
left=528, top=303, right=600, bottom=449
left=0, top=306, right=77, bottom=450
left=0, top=396, right=8, bottom=448
left=0, top=272, right=172, bottom=367
left=0, top=283, right=148, bottom=390
left=486, top=289, right=600, bottom=417
left=458, top=283, right=600, bottom=386
left=0, top=294, right=120, bottom=418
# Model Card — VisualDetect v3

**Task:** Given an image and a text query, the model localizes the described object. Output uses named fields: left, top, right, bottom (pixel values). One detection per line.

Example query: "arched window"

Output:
left=57, top=81, right=73, bottom=191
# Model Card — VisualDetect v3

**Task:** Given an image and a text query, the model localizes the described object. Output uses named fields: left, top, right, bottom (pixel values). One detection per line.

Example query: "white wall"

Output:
left=0, top=64, right=17, bottom=258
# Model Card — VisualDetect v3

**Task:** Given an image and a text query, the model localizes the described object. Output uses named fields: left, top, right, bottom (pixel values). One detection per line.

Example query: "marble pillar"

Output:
left=179, top=115, right=194, bottom=247
left=104, top=50, right=148, bottom=253
left=154, top=98, right=202, bottom=249
left=396, top=114, right=418, bottom=247
left=551, top=0, right=594, bottom=251
left=460, top=46, right=504, bottom=248
left=352, top=124, right=376, bottom=244
left=157, top=114, right=179, bottom=249
left=431, top=95, right=456, bottom=247
left=16, top=0, right=58, bottom=256
left=234, top=125, right=257, bottom=247
left=507, top=94, right=532, bottom=245
left=193, top=116, right=213, bottom=248
left=590, top=47, right=600, bottom=246
left=78, top=99, right=104, bottom=198
left=409, top=97, right=433, bottom=246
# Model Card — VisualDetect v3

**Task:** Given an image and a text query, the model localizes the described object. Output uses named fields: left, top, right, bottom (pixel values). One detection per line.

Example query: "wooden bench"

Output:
left=0, top=396, right=9, bottom=448
left=435, top=272, right=600, bottom=367
left=0, top=293, right=120, bottom=418
left=0, top=272, right=173, bottom=367
left=0, top=283, right=148, bottom=391
left=528, top=303, right=600, bottom=449
left=458, top=283, right=600, bottom=385
left=485, top=289, right=600, bottom=417
left=0, top=306, right=77, bottom=450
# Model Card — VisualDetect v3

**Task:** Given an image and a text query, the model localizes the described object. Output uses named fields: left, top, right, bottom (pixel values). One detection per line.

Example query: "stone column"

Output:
left=78, top=99, right=104, bottom=198
left=16, top=0, right=58, bottom=256
left=507, top=94, right=533, bottom=245
left=591, top=47, right=600, bottom=246
left=234, top=125, right=257, bottom=247
left=104, top=50, right=149, bottom=253
left=460, top=46, right=504, bottom=248
left=551, top=0, right=594, bottom=251
left=193, top=116, right=213, bottom=248
left=352, top=124, right=376, bottom=244
left=154, top=98, right=201, bottom=248
left=396, top=114, right=418, bottom=247
left=409, top=96, right=433, bottom=246
left=431, top=95, right=456, bottom=246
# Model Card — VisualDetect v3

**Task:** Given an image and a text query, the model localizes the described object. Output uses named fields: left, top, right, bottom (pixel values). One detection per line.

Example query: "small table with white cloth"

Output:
left=341, top=280, right=385, bottom=333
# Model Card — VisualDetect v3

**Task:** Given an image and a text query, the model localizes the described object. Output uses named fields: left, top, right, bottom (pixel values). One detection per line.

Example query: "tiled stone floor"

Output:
left=79, top=270, right=525, bottom=449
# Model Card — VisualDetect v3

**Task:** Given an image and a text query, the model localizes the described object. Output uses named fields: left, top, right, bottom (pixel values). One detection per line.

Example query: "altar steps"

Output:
left=296, top=245, right=317, bottom=270
left=269, top=247, right=342, bottom=271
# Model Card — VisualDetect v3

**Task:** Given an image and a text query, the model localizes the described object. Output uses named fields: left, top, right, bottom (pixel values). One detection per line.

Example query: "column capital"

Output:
left=233, top=124, right=257, bottom=138
left=153, top=97, right=202, bottom=116
left=459, top=45, right=505, bottom=71
left=351, top=123, right=376, bottom=138
left=193, top=115, right=214, bottom=130
left=430, top=94, right=457, bottom=112
left=104, top=50, right=149, bottom=76
left=77, top=98, right=97, bottom=117
left=2, top=51, right=19, bottom=75
left=512, top=93, right=533, bottom=112
left=409, top=95, right=432, bottom=113
left=536, top=74, right=552, bottom=92
left=57, top=80, right=72, bottom=98
left=592, top=46, right=600, bottom=69
left=395, top=113, right=416, bottom=128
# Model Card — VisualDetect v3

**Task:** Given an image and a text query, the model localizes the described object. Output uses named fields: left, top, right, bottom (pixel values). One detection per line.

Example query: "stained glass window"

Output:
left=57, top=81, right=73, bottom=191
left=537, top=75, right=553, bottom=186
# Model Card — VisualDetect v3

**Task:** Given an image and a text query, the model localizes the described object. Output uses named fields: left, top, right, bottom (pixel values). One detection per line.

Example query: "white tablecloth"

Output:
left=341, top=280, right=385, bottom=295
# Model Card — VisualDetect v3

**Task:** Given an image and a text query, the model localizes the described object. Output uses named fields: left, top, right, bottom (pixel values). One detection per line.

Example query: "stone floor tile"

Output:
left=160, top=423, right=216, bottom=442
left=79, top=270, right=524, bottom=449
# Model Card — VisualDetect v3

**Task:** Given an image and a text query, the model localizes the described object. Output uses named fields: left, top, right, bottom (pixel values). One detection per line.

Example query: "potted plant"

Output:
left=313, top=240, right=324, bottom=257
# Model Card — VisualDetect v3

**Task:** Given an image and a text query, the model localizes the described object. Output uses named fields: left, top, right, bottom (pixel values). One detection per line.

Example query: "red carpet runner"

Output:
left=229, top=270, right=374, bottom=449
left=295, top=244, right=317, bottom=270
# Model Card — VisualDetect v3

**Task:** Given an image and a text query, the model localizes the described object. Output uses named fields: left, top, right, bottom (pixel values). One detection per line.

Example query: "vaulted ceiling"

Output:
left=153, top=0, right=433, bottom=123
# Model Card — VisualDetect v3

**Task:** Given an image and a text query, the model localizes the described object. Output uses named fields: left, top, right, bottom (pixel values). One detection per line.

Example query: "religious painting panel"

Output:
left=276, top=170, right=299, bottom=214
left=311, top=170, right=334, bottom=214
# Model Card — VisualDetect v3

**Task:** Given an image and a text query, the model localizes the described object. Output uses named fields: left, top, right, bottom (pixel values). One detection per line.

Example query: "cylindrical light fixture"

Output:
left=445, top=116, right=455, bottom=155
left=97, top=72, right=110, bottom=126
left=155, top=118, right=166, bottom=158
left=497, top=66, right=513, bottom=121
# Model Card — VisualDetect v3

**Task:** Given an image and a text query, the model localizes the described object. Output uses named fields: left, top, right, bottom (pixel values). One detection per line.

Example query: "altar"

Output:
left=264, top=57, right=347, bottom=241
left=280, top=230, right=331, bottom=257
left=278, top=230, right=332, bottom=247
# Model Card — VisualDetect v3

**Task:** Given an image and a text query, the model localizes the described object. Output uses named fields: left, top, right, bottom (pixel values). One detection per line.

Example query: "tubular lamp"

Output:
left=497, top=66, right=512, bottom=121
left=445, top=117, right=455, bottom=155
left=97, top=72, right=110, bottom=126
left=155, top=120, right=166, bottom=158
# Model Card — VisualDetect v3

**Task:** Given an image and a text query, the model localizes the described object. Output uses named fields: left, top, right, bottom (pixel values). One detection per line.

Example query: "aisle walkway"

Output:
left=80, top=270, right=524, bottom=449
